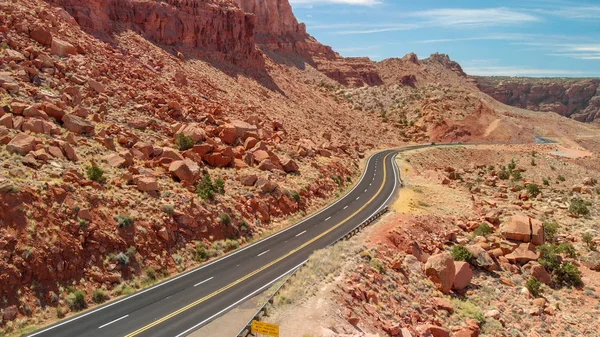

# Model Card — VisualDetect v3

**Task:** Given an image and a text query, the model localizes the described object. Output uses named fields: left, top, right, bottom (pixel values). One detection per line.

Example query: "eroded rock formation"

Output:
left=477, top=77, right=600, bottom=123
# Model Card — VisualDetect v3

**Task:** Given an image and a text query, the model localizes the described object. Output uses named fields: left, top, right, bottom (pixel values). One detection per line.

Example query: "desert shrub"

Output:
left=196, top=174, right=225, bottom=201
left=67, top=290, right=87, bottom=311
left=86, top=164, right=105, bottom=183
left=114, top=215, right=134, bottom=228
left=508, top=159, right=517, bottom=171
left=543, top=178, right=550, bottom=186
left=569, top=199, right=589, bottom=216
left=290, top=190, right=301, bottom=203
left=145, top=267, right=157, bottom=281
left=161, top=204, right=175, bottom=215
left=225, top=239, right=240, bottom=251
left=331, top=174, right=342, bottom=186
left=194, top=241, right=208, bottom=261
left=582, top=233, right=597, bottom=251
left=79, top=219, right=89, bottom=229
left=498, top=166, right=509, bottom=180
left=214, top=178, right=225, bottom=194
left=526, top=277, right=542, bottom=297
left=538, top=243, right=582, bottom=287
left=115, top=252, right=130, bottom=266
left=175, top=133, right=194, bottom=151
left=370, top=258, right=386, bottom=273
left=557, top=175, right=566, bottom=182
left=511, top=170, right=522, bottom=181
left=526, top=183, right=541, bottom=197
left=473, top=223, right=493, bottom=237
left=218, top=212, right=231, bottom=225
left=56, top=306, right=66, bottom=318
left=452, top=245, right=474, bottom=262
left=453, top=299, right=485, bottom=323
left=240, top=219, right=249, bottom=232
left=92, top=289, right=108, bottom=304
left=544, top=220, right=559, bottom=242
left=531, top=158, right=536, bottom=166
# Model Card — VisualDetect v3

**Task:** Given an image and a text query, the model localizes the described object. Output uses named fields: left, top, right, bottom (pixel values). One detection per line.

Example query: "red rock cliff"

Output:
left=50, top=0, right=265, bottom=69
left=236, top=0, right=382, bottom=86
left=477, top=77, right=600, bottom=123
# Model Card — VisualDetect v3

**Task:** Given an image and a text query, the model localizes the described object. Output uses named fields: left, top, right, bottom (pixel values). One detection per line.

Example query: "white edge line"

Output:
left=257, top=250, right=270, bottom=257
left=97, top=315, right=129, bottom=329
left=193, top=277, right=214, bottom=287
left=173, top=261, right=308, bottom=337
left=25, top=152, right=379, bottom=337
left=295, top=230, right=307, bottom=237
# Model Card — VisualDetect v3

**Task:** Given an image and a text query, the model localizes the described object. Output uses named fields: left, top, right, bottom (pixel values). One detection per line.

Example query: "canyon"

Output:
left=0, top=0, right=599, bottom=336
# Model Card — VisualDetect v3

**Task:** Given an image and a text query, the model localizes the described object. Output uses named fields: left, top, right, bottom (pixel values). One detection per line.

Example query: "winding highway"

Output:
left=27, top=146, right=428, bottom=337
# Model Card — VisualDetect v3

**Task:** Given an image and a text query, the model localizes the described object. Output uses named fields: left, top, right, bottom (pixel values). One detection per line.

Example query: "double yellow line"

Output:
left=125, top=153, right=392, bottom=337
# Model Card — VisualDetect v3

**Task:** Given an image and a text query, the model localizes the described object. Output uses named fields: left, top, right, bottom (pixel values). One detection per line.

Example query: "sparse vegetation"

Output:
left=175, top=133, right=194, bottom=151
left=544, top=220, right=559, bottom=242
left=526, top=183, right=541, bottom=197
left=558, top=175, right=566, bottom=182
left=452, top=245, right=474, bottom=262
left=67, top=290, right=87, bottom=311
left=86, top=163, right=106, bottom=183
left=92, top=289, right=108, bottom=304
left=161, top=204, right=175, bottom=215
left=453, top=299, right=485, bottom=323
left=526, top=277, right=542, bottom=297
left=114, top=214, right=135, bottom=228
left=115, top=252, right=130, bottom=266
left=582, top=232, right=596, bottom=251
left=473, top=223, right=493, bottom=237
left=538, top=243, right=582, bottom=287
left=370, top=258, right=386, bottom=273
left=569, top=198, right=589, bottom=216
left=218, top=212, right=231, bottom=225
left=196, top=174, right=225, bottom=201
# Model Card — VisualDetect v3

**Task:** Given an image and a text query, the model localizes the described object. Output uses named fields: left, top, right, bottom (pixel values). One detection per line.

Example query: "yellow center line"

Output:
left=124, top=153, right=392, bottom=337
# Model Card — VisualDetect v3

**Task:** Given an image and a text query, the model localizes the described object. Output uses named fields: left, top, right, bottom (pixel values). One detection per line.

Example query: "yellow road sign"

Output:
left=252, top=320, right=280, bottom=337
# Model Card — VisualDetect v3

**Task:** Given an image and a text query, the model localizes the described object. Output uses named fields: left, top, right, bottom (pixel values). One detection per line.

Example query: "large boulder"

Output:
left=7, top=133, right=39, bottom=154
left=467, top=244, right=497, bottom=271
left=281, top=158, right=299, bottom=173
left=424, top=253, right=455, bottom=294
left=521, top=261, right=552, bottom=285
left=30, top=27, right=52, bottom=46
left=169, top=159, right=200, bottom=184
left=51, top=38, right=76, bottom=57
left=501, top=214, right=545, bottom=245
left=204, top=151, right=232, bottom=168
left=134, top=176, right=159, bottom=192
left=178, top=123, right=206, bottom=142
left=62, top=114, right=95, bottom=135
left=453, top=261, right=473, bottom=290
left=506, top=243, right=539, bottom=264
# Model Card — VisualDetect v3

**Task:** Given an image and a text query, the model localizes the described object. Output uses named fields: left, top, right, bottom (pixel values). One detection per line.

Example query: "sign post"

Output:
left=251, top=320, right=280, bottom=337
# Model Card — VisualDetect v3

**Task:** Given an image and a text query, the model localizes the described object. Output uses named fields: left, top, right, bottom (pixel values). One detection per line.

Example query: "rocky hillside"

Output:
left=476, top=77, right=600, bottom=124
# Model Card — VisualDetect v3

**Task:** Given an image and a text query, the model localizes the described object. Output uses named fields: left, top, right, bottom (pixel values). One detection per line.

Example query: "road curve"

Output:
left=27, top=146, right=427, bottom=337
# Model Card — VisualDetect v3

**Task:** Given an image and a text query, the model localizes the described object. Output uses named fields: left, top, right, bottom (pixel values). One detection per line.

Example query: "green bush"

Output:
left=452, top=245, right=474, bottom=262
left=67, top=290, right=87, bottom=311
left=511, top=170, right=522, bottom=181
left=196, top=174, right=225, bottom=201
left=115, top=215, right=134, bottom=228
left=508, top=159, right=517, bottom=171
left=56, top=306, right=66, bottom=318
left=115, top=252, right=130, bottom=266
left=537, top=243, right=582, bottom=287
left=92, top=289, right=108, bottom=304
left=145, top=267, right=157, bottom=281
left=473, top=223, right=493, bottom=237
left=86, top=164, right=106, bottom=183
left=544, top=220, right=559, bottom=242
left=569, top=199, right=589, bottom=216
left=530, top=158, right=536, bottom=166
left=218, top=212, right=231, bottom=225
left=582, top=232, right=596, bottom=251
left=498, top=166, right=509, bottom=180
left=543, top=178, right=550, bottom=186
left=194, top=241, right=208, bottom=261
left=526, top=277, right=542, bottom=297
left=290, top=190, right=301, bottom=203
left=175, top=133, right=194, bottom=151
left=370, top=258, right=386, bottom=273
left=558, top=175, right=566, bottom=182
left=526, top=184, right=541, bottom=197
left=79, top=219, right=89, bottom=229
left=161, top=204, right=175, bottom=215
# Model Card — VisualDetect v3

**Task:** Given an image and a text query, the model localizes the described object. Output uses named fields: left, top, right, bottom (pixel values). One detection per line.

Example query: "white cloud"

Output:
left=463, top=66, right=589, bottom=77
left=533, top=6, right=600, bottom=19
left=408, top=7, right=541, bottom=27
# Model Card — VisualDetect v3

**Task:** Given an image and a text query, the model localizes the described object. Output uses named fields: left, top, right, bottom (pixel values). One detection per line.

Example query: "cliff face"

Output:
left=51, top=0, right=265, bottom=69
left=477, top=77, right=600, bottom=123
left=236, top=0, right=382, bottom=86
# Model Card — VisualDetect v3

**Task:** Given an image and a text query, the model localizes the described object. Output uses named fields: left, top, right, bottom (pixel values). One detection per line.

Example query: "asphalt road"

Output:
left=27, top=146, right=427, bottom=337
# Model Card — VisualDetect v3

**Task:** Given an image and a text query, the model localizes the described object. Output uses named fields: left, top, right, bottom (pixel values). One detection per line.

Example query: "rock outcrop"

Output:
left=476, top=77, right=600, bottom=123
left=51, top=0, right=264, bottom=68
left=235, top=0, right=382, bottom=86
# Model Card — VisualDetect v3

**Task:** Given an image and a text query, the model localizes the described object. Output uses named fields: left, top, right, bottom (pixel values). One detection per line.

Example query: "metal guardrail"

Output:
left=235, top=206, right=389, bottom=337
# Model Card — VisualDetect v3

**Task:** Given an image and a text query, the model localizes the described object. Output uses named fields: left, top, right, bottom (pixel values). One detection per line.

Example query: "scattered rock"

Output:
left=424, top=253, right=455, bottom=294
left=169, top=159, right=200, bottom=184
left=62, top=114, right=95, bottom=135
left=7, top=133, right=39, bottom=155
left=453, top=261, right=473, bottom=290
left=135, top=176, right=159, bottom=192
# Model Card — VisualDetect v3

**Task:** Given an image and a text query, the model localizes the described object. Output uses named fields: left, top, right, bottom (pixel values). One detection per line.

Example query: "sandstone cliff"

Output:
left=477, top=77, right=600, bottom=123
left=50, top=0, right=265, bottom=69
left=236, top=0, right=382, bottom=86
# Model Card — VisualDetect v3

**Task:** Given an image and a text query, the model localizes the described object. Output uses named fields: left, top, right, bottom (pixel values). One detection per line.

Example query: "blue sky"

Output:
left=289, top=0, right=600, bottom=77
